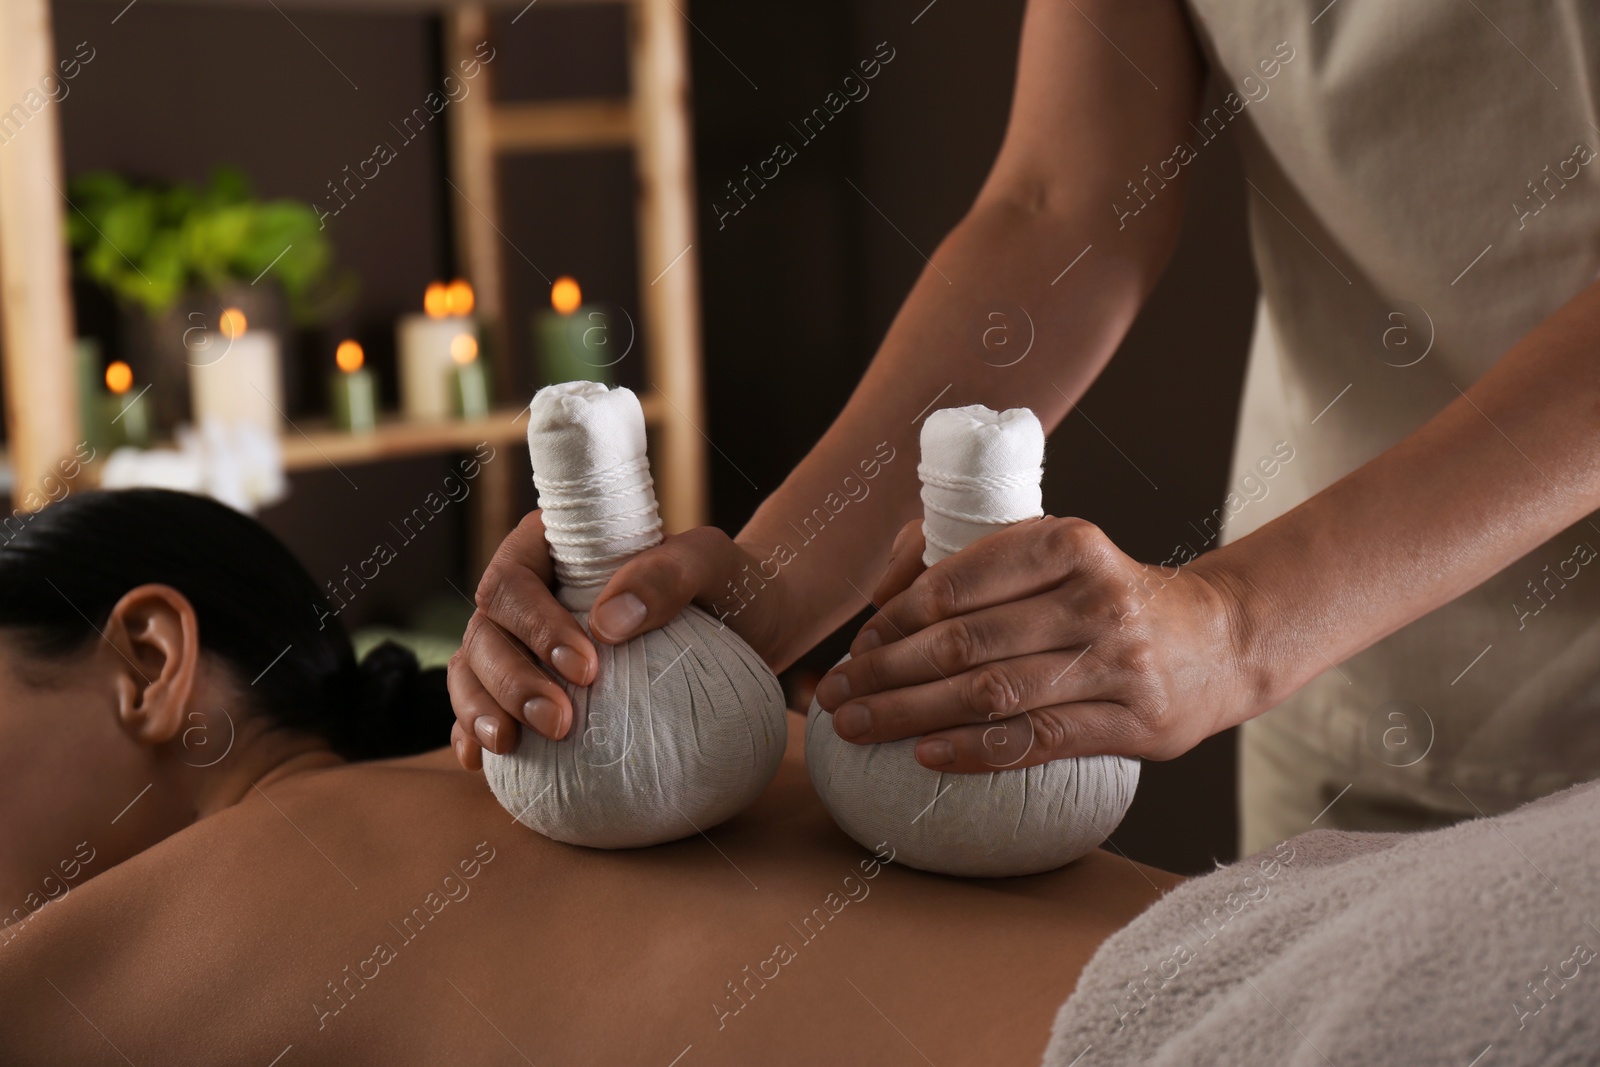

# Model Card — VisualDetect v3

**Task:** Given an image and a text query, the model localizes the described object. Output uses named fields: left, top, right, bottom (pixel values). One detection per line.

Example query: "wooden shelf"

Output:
left=492, top=99, right=634, bottom=153
left=279, top=406, right=526, bottom=472
left=10, top=394, right=663, bottom=491
left=279, top=390, right=662, bottom=472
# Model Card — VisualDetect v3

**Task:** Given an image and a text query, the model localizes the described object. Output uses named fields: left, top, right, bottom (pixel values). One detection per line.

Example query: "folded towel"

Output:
left=1044, top=776, right=1600, bottom=1066
left=99, top=418, right=286, bottom=514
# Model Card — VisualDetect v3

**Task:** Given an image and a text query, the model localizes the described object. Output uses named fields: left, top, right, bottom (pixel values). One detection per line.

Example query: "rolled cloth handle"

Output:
left=527, top=381, right=663, bottom=609
left=918, top=404, right=1046, bottom=565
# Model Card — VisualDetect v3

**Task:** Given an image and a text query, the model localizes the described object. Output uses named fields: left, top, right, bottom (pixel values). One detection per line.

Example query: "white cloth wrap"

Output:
left=483, top=382, right=787, bottom=849
left=806, top=404, right=1140, bottom=876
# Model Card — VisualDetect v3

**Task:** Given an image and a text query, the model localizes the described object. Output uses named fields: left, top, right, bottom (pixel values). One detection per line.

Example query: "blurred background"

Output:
left=0, top=0, right=1256, bottom=873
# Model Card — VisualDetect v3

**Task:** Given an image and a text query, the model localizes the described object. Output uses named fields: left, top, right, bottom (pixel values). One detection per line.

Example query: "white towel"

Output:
left=98, top=418, right=286, bottom=514
left=1045, top=776, right=1600, bottom=1065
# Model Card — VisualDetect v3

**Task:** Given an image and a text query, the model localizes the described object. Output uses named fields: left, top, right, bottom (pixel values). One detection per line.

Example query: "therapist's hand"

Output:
left=812, top=516, right=1252, bottom=772
left=448, top=510, right=797, bottom=769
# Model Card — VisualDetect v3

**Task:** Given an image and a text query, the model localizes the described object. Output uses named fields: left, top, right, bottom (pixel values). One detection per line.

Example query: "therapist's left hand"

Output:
left=812, top=516, right=1255, bottom=772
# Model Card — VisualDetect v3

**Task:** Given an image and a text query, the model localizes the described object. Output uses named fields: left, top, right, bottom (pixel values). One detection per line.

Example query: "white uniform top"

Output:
left=1186, top=0, right=1600, bottom=841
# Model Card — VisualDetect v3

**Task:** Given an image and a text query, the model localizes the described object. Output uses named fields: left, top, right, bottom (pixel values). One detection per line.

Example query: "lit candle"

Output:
left=450, top=333, right=490, bottom=419
left=104, top=360, right=152, bottom=448
left=76, top=338, right=108, bottom=452
left=535, top=276, right=614, bottom=387
left=330, top=339, right=377, bottom=434
left=188, top=308, right=283, bottom=433
left=398, top=279, right=478, bottom=421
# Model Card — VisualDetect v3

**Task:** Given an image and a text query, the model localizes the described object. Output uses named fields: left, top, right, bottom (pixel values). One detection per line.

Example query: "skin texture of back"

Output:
left=1, top=713, right=1176, bottom=1066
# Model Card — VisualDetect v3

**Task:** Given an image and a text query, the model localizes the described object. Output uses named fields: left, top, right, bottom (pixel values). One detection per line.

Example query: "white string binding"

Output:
left=537, top=456, right=664, bottom=588
left=916, top=464, right=1041, bottom=492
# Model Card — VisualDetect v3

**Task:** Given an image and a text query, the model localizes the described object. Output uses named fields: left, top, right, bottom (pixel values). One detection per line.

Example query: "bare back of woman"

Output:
left=3, top=714, right=1174, bottom=1066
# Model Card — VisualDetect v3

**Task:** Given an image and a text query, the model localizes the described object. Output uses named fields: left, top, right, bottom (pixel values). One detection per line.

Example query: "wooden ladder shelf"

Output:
left=0, top=0, right=709, bottom=577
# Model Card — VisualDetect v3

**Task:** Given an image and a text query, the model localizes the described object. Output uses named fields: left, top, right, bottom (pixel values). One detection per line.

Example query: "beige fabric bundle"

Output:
left=483, top=382, right=787, bottom=849
left=805, top=405, right=1140, bottom=876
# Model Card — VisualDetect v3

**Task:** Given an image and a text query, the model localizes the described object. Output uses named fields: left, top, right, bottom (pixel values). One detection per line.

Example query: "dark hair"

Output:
left=0, top=488, right=451, bottom=760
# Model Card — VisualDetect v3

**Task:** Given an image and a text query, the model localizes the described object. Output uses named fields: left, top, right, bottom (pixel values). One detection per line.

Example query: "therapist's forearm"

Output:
left=734, top=0, right=1206, bottom=670
left=1207, top=277, right=1600, bottom=719
left=738, top=194, right=1173, bottom=669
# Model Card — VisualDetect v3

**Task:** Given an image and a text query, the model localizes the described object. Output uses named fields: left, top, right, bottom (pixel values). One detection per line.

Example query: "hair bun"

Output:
left=346, top=640, right=451, bottom=760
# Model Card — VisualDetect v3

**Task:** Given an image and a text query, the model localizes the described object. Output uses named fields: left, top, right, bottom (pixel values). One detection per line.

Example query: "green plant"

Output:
left=65, top=166, right=350, bottom=324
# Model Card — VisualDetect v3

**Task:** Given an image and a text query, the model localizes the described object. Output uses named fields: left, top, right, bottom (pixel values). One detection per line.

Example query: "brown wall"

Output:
left=37, top=0, right=1257, bottom=872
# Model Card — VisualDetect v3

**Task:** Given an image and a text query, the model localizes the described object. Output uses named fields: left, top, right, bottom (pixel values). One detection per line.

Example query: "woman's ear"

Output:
left=102, top=584, right=202, bottom=746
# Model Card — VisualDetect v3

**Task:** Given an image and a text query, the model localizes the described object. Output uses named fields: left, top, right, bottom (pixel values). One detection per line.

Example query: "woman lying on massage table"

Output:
left=0, top=489, right=1174, bottom=1066
left=7, top=490, right=1595, bottom=1065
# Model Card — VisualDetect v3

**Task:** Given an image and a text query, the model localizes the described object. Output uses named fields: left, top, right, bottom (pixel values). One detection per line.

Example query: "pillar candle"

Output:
left=450, top=334, right=490, bottom=419
left=188, top=309, right=283, bottom=433
left=330, top=340, right=377, bottom=434
left=103, top=361, right=152, bottom=449
left=398, top=280, right=478, bottom=421
left=75, top=338, right=108, bottom=453
left=534, top=275, right=614, bottom=387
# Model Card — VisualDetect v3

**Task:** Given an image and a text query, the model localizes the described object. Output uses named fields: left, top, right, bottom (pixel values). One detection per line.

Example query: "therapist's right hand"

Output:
left=447, top=510, right=795, bottom=769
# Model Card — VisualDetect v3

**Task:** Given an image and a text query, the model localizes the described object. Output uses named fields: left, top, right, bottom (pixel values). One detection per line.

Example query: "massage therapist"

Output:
left=449, top=0, right=1600, bottom=852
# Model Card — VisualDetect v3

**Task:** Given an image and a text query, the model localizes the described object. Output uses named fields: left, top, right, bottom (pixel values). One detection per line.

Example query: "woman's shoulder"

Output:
left=0, top=752, right=520, bottom=1065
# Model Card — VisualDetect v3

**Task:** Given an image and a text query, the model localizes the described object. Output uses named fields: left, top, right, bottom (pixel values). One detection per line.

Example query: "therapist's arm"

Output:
left=447, top=0, right=1206, bottom=764
left=730, top=0, right=1206, bottom=669
left=823, top=276, right=1600, bottom=770
left=1221, top=280, right=1600, bottom=726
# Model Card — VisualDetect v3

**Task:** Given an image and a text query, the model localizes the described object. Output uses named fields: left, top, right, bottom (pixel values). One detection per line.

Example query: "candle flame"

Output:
left=450, top=333, right=479, bottom=365
left=445, top=279, right=475, bottom=317
left=105, top=360, right=134, bottom=395
left=424, top=282, right=450, bottom=319
left=551, top=276, right=581, bottom=315
left=336, top=340, right=365, bottom=373
left=219, top=308, right=247, bottom=339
